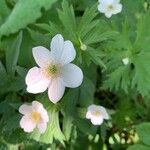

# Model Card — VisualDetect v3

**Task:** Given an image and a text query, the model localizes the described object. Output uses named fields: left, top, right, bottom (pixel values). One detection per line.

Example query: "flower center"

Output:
left=48, top=65, right=58, bottom=75
left=31, top=111, right=41, bottom=123
left=108, top=4, right=113, bottom=10
left=92, top=111, right=101, bottom=117
left=42, top=64, right=60, bottom=78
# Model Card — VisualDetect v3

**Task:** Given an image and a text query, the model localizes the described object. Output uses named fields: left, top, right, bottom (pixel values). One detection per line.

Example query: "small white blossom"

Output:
left=122, top=57, right=129, bottom=65
left=25, top=34, right=83, bottom=103
left=19, top=101, right=49, bottom=133
left=86, top=104, right=109, bottom=125
left=98, top=0, right=122, bottom=18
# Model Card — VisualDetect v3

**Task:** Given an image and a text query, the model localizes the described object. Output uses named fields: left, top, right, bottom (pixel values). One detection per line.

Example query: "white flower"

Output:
left=25, top=34, right=83, bottom=103
left=86, top=104, right=109, bottom=125
left=122, top=57, right=129, bottom=65
left=19, top=101, right=49, bottom=133
left=98, top=0, right=122, bottom=18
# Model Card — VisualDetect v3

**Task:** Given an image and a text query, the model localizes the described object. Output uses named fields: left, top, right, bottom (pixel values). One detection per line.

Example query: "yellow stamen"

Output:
left=31, top=112, right=41, bottom=123
left=48, top=65, right=58, bottom=75
left=108, top=4, right=113, bottom=10
left=42, top=64, right=60, bottom=78
left=92, top=111, right=101, bottom=117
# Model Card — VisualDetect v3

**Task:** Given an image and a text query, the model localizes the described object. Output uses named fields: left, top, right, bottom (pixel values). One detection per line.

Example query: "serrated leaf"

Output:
left=132, top=53, right=150, bottom=96
left=57, top=0, right=77, bottom=41
left=77, top=4, right=98, bottom=38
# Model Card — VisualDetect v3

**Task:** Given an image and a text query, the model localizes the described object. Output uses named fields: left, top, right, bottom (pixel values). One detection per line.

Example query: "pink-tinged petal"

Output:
left=88, top=104, right=98, bottom=111
left=48, top=77, right=65, bottom=103
left=86, top=111, right=92, bottom=119
left=61, top=63, right=83, bottom=88
left=19, top=104, right=32, bottom=115
left=25, top=67, right=50, bottom=94
left=59, top=40, right=76, bottom=65
left=98, top=106, right=109, bottom=120
left=32, top=46, right=54, bottom=67
left=40, top=109, right=49, bottom=123
left=50, top=34, right=64, bottom=60
left=20, top=116, right=36, bottom=133
left=32, top=101, right=44, bottom=112
left=91, top=116, right=104, bottom=125
left=50, top=34, right=76, bottom=65
left=37, top=122, right=47, bottom=134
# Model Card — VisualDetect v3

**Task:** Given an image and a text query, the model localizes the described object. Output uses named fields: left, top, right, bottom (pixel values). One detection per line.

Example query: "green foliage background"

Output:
left=0, top=0, right=150, bottom=149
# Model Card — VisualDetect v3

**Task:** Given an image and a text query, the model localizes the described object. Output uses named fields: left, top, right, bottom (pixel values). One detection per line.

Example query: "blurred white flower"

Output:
left=19, top=101, right=49, bottom=133
left=25, top=34, right=83, bottom=103
left=86, top=104, right=109, bottom=125
left=122, top=57, right=129, bottom=65
left=98, top=0, right=122, bottom=18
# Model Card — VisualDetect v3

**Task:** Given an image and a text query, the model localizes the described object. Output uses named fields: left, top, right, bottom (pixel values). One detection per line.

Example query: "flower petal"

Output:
left=19, top=104, right=32, bottom=115
left=48, top=77, right=65, bottom=103
left=86, top=111, right=92, bottom=119
left=88, top=104, right=98, bottom=111
left=25, top=67, right=50, bottom=94
left=40, top=110, right=49, bottom=123
left=105, top=11, right=113, bottom=18
left=59, top=40, right=76, bottom=65
left=50, top=34, right=64, bottom=60
left=50, top=34, right=76, bottom=65
left=113, top=3, right=122, bottom=14
left=32, top=101, right=44, bottom=112
left=98, top=4, right=107, bottom=13
left=98, top=106, right=109, bottom=120
left=32, top=101, right=49, bottom=122
left=61, top=63, right=83, bottom=88
left=37, top=122, right=47, bottom=134
left=20, top=116, right=36, bottom=133
left=91, top=116, right=104, bottom=125
left=32, top=46, right=54, bottom=67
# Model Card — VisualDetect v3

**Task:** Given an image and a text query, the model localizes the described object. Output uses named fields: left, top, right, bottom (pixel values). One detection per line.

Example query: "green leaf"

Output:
left=0, top=0, right=10, bottom=26
left=134, top=11, right=150, bottom=51
left=5, top=31, right=23, bottom=75
left=79, top=76, right=95, bottom=107
left=103, top=66, right=132, bottom=93
left=58, top=0, right=77, bottom=41
left=74, top=118, right=97, bottom=135
left=0, top=0, right=57, bottom=36
left=132, top=53, right=150, bottom=96
left=77, top=4, right=98, bottom=38
left=27, top=28, right=51, bottom=48
left=62, top=89, right=79, bottom=141
left=0, top=61, right=7, bottom=86
left=87, top=47, right=106, bottom=69
left=136, top=123, right=150, bottom=146
left=127, top=144, right=150, bottom=150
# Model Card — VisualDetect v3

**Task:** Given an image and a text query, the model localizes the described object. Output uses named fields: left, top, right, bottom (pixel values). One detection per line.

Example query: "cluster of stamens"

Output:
left=30, top=111, right=41, bottom=123
left=91, top=110, right=101, bottom=117
left=108, top=4, right=113, bottom=10
left=42, top=64, right=60, bottom=78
